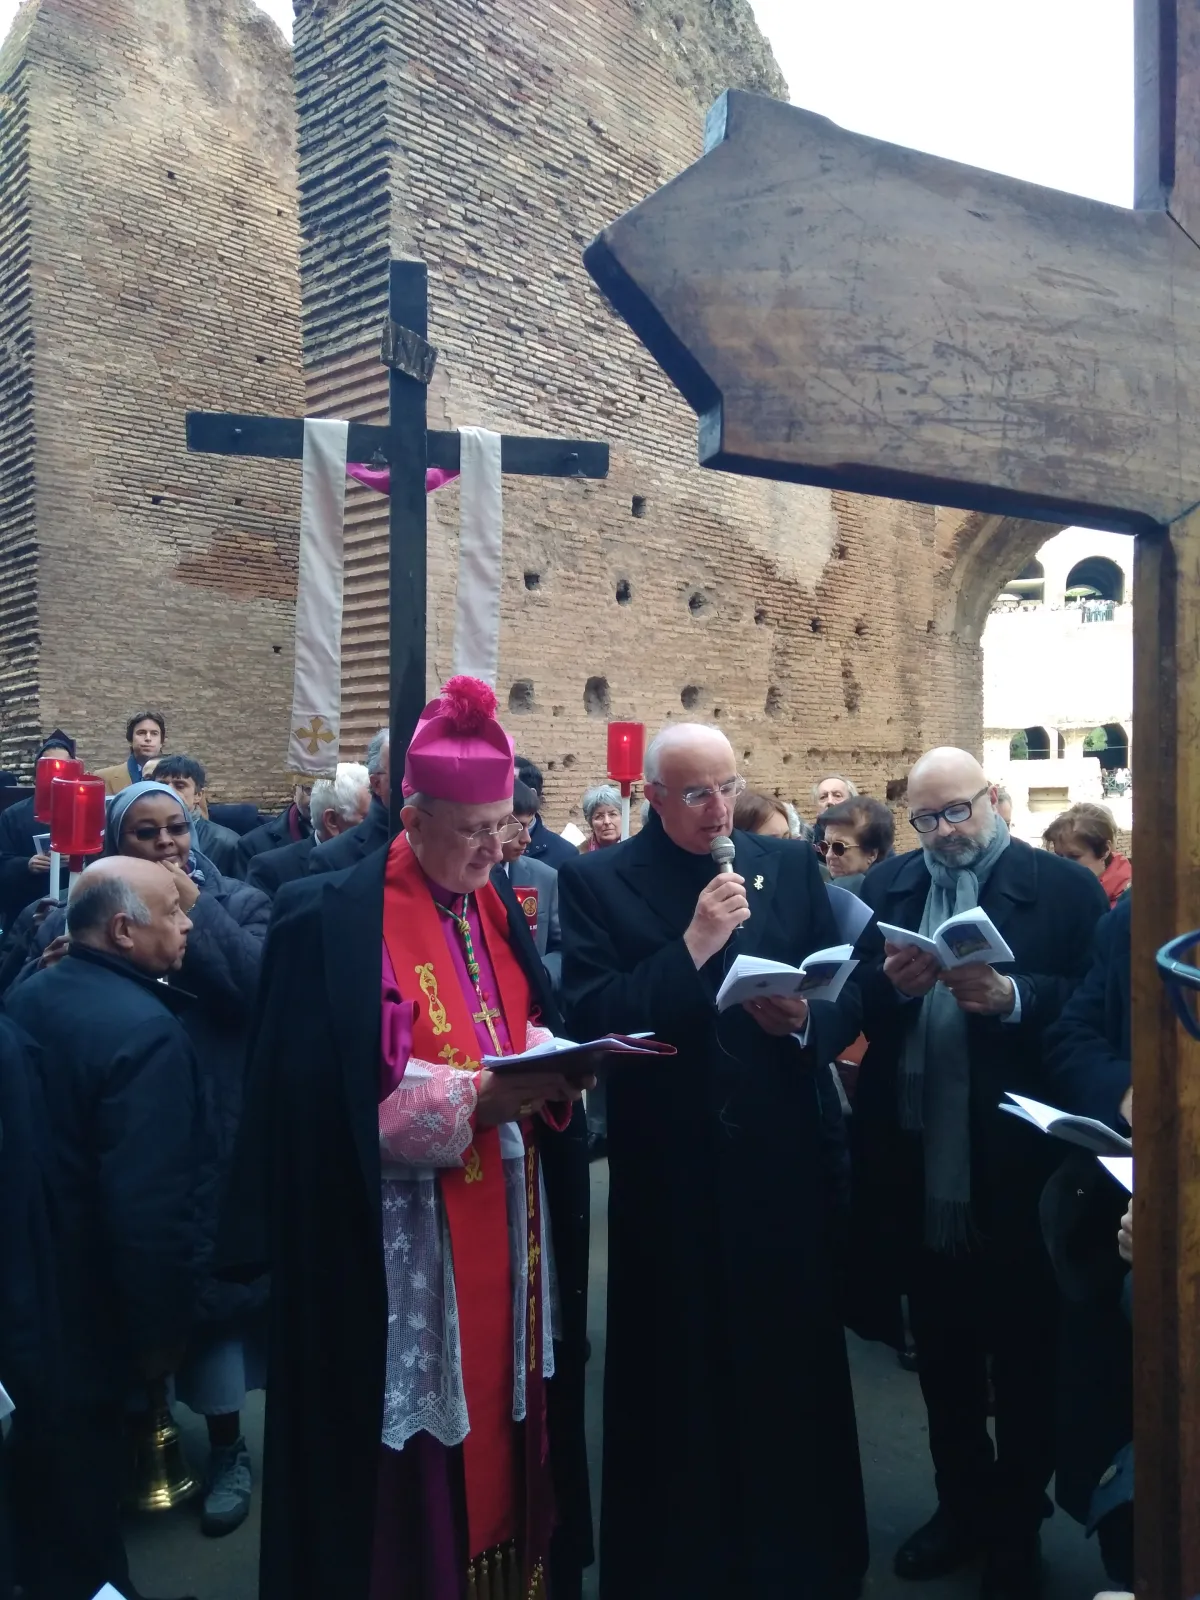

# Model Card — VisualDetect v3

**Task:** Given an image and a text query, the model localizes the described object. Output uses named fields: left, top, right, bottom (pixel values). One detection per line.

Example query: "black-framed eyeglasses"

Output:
left=817, top=838, right=861, bottom=858
left=1156, top=929, right=1200, bottom=1040
left=128, top=821, right=191, bottom=842
left=646, top=775, right=746, bottom=809
left=909, top=785, right=990, bottom=835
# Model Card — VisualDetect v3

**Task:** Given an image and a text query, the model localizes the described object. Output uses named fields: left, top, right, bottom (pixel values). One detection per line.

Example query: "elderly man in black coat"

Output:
left=24, top=780, right=271, bottom=1538
left=5, top=856, right=207, bottom=1600
left=558, top=722, right=867, bottom=1600
left=849, top=748, right=1109, bottom=1600
left=308, top=729, right=391, bottom=876
left=247, top=762, right=370, bottom=897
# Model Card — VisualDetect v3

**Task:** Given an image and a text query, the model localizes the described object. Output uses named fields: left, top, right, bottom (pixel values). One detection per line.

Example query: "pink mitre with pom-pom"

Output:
left=402, top=675, right=515, bottom=804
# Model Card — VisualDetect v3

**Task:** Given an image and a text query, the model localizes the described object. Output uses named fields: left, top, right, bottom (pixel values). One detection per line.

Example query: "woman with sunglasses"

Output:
left=20, top=780, right=272, bottom=1539
left=817, top=795, right=895, bottom=890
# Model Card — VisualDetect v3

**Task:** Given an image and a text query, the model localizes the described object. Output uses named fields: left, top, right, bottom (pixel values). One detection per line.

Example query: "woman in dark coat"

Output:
left=27, top=780, right=271, bottom=1537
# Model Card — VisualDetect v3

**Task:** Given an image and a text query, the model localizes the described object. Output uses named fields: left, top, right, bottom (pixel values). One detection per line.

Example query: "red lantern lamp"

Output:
left=50, top=775, right=107, bottom=870
left=34, top=755, right=83, bottom=824
left=606, top=721, right=645, bottom=799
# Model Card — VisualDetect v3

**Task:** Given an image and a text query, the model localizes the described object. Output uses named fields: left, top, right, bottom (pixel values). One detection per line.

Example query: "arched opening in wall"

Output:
left=997, top=558, right=1045, bottom=608
left=1084, top=722, right=1130, bottom=772
left=1056, top=731, right=1066, bottom=759
left=1011, top=726, right=1051, bottom=760
left=1065, top=555, right=1125, bottom=607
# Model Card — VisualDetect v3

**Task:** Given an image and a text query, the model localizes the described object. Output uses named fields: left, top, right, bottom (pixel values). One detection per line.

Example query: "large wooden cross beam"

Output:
left=187, top=260, right=608, bottom=819
left=586, top=3, right=1200, bottom=1593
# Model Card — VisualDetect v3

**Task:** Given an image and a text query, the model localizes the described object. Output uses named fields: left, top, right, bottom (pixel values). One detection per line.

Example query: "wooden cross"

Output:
left=586, top=5, right=1200, bottom=1592
left=186, top=259, right=608, bottom=822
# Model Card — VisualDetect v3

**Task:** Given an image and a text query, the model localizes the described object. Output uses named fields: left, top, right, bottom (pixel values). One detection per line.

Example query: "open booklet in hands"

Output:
left=715, top=945, right=858, bottom=1013
left=483, top=1034, right=676, bottom=1075
left=876, top=907, right=1014, bottom=968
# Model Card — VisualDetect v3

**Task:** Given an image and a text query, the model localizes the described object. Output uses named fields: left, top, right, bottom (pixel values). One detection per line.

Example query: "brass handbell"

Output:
left=126, top=1379, right=199, bottom=1512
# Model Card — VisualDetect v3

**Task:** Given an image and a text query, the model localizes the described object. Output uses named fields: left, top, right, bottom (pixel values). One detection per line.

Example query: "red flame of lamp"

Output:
left=50, top=775, right=107, bottom=881
left=606, top=721, right=645, bottom=839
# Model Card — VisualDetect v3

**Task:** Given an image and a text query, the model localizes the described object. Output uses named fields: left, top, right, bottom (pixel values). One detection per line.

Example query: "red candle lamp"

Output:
left=34, top=755, right=83, bottom=824
left=50, top=775, right=107, bottom=870
left=606, top=721, right=645, bottom=797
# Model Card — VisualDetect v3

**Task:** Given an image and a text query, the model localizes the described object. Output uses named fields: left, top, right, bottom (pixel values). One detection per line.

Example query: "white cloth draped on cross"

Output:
left=287, top=419, right=503, bottom=775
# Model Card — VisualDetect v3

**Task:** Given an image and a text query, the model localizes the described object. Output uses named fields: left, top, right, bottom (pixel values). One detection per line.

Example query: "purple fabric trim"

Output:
left=380, top=942, right=417, bottom=1101
left=348, top=463, right=460, bottom=496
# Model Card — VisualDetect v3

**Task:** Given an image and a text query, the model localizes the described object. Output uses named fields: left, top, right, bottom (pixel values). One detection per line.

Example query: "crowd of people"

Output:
left=0, top=693, right=1138, bottom=1600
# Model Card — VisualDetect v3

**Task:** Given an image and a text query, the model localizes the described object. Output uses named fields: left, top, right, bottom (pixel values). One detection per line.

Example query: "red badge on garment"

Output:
left=515, top=885, right=539, bottom=937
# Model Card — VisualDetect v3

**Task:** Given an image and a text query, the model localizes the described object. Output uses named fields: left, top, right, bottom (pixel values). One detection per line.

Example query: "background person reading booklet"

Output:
left=875, top=906, right=1014, bottom=968
left=998, top=1091, right=1132, bottom=1156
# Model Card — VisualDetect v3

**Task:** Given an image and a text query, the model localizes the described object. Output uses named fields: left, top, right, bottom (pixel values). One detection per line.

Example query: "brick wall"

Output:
left=0, top=8, right=40, bottom=768
left=290, top=0, right=1002, bottom=829
left=1, top=0, right=303, bottom=801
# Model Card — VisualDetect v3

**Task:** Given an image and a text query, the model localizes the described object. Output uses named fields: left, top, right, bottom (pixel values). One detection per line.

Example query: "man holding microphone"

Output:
left=558, top=722, right=867, bottom=1600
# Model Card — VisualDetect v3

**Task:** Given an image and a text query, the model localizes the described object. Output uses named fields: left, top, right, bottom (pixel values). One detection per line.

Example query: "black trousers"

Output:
left=907, top=1243, right=1058, bottom=1538
left=9, top=1407, right=132, bottom=1600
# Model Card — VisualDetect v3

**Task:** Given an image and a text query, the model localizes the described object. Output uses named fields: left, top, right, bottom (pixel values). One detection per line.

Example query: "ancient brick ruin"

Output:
left=0, top=0, right=1050, bottom=817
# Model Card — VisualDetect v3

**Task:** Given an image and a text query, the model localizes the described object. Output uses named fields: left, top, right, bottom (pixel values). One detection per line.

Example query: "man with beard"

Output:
left=558, top=722, right=867, bottom=1600
left=848, top=748, right=1109, bottom=1600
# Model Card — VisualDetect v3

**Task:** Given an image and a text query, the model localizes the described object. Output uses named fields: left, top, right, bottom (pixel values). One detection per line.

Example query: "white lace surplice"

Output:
left=378, top=1057, right=555, bottom=1453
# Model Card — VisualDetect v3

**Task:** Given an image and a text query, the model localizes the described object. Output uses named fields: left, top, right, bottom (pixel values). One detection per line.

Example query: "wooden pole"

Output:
left=1131, top=510, right=1200, bottom=1598
left=386, top=260, right=431, bottom=835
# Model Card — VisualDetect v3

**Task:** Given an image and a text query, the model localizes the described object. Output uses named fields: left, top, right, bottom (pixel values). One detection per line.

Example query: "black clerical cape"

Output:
left=558, top=815, right=868, bottom=1600
left=216, top=848, right=591, bottom=1600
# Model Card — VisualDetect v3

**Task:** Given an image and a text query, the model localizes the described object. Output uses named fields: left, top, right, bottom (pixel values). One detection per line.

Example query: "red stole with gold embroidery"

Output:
left=381, top=833, right=532, bottom=1559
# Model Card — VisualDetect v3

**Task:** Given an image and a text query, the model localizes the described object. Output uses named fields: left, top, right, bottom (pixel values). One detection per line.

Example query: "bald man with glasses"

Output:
left=847, top=747, right=1110, bottom=1600
left=558, top=721, right=868, bottom=1600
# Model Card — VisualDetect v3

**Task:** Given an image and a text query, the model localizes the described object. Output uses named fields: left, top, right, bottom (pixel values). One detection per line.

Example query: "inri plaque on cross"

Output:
left=586, top=3, right=1200, bottom=1593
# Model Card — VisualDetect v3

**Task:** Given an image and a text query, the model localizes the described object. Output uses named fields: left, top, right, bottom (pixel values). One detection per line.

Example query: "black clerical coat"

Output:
left=558, top=815, right=867, bottom=1600
left=217, top=848, right=591, bottom=1600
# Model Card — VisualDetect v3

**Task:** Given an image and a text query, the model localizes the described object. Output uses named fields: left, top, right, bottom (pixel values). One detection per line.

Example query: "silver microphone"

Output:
left=710, top=835, right=736, bottom=874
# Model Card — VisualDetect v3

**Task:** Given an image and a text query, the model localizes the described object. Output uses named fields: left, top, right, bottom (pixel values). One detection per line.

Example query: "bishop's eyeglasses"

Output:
left=909, top=786, right=990, bottom=835
left=416, top=808, right=525, bottom=846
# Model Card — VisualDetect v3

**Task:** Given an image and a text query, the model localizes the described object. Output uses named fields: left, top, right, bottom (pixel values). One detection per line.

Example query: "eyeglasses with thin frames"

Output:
left=416, top=808, right=524, bottom=846
left=646, top=775, right=746, bottom=810
left=817, top=838, right=863, bottom=858
left=909, top=786, right=990, bottom=835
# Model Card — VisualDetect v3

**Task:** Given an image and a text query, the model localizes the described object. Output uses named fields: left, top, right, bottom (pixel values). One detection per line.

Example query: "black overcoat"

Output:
left=558, top=815, right=867, bottom=1600
left=1041, top=896, right=1133, bottom=1522
left=245, top=832, right=317, bottom=896
left=307, top=797, right=390, bottom=875
left=235, top=804, right=310, bottom=872
left=846, top=839, right=1110, bottom=1342
left=216, top=848, right=592, bottom=1600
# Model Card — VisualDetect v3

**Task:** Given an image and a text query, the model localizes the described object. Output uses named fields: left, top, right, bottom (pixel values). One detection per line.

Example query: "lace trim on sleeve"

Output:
left=377, top=1058, right=478, bottom=1168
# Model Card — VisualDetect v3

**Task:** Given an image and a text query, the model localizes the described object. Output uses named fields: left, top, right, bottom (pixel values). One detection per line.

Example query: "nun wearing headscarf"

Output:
left=24, top=781, right=272, bottom=1538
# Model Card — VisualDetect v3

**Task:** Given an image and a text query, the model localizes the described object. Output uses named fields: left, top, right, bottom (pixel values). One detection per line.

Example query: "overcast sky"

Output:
left=0, top=0, right=1133, bottom=204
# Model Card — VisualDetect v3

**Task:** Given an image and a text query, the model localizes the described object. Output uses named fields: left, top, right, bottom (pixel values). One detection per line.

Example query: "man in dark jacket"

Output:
left=4, top=856, right=205, bottom=1600
left=27, top=781, right=271, bottom=1539
left=235, top=780, right=314, bottom=871
left=559, top=722, right=866, bottom=1600
left=308, top=728, right=391, bottom=876
left=0, top=729, right=75, bottom=929
left=515, top=754, right=581, bottom=869
left=849, top=748, right=1109, bottom=1600
left=1041, top=896, right=1133, bottom=1585
left=248, top=762, right=370, bottom=896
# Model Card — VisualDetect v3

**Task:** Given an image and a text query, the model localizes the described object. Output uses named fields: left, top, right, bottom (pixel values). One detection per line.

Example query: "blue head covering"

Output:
left=103, top=780, right=204, bottom=877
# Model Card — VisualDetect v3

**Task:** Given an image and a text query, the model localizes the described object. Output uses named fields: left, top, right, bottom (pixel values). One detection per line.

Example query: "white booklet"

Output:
left=482, top=1032, right=676, bottom=1073
left=877, top=907, right=1014, bottom=968
left=998, top=1092, right=1133, bottom=1156
left=715, top=945, right=858, bottom=1012
left=827, top=883, right=873, bottom=945
left=1099, top=1155, right=1134, bottom=1194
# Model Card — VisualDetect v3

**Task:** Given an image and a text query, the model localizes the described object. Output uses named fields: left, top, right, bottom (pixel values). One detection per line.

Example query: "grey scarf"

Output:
left=900, top=819, right=1011, bottom=1253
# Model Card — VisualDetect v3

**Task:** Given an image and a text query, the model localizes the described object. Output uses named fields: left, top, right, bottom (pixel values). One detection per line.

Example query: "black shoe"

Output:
left=980, top=1536, right=1042, bottom=1600
left=894, top=1506, right=985, bottom=1581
